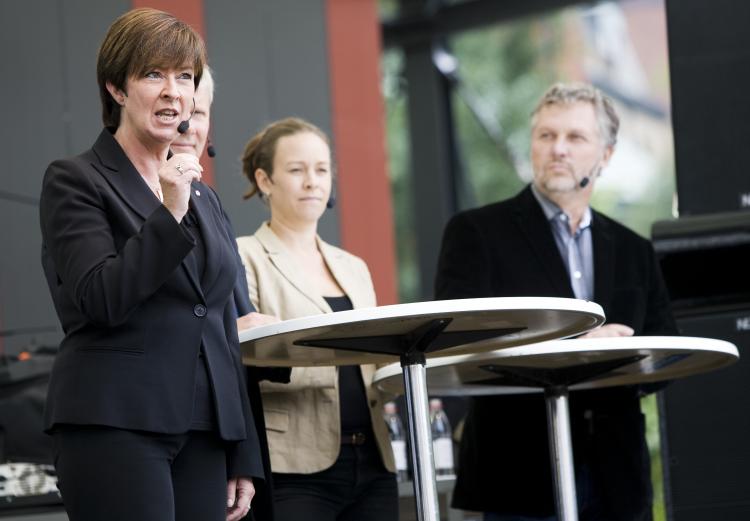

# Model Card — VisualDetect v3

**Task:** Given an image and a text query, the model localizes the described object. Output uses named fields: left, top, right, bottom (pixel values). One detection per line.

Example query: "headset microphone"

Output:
left=326, top=190, right=336, bottom=209
left=578, top=163, right=604, bottom=189
left=176, top=98, right=196, bottom=134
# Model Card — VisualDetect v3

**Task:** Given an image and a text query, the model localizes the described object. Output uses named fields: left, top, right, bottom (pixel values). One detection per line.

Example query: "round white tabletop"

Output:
left=239, top=297, right=604, bottom=367
left=373, top=336, right=739, bottom=396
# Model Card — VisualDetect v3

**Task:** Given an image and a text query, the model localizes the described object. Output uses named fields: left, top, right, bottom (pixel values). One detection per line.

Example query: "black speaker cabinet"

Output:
left=666, top=0, right=750, bottom=215
left=654, top=212, right=750, bottom=519
left=660, top=310, right=750, bottom=520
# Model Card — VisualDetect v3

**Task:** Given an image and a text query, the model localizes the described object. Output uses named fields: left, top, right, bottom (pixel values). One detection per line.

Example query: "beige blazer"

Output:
left=236, top=222, right=396, bottom=474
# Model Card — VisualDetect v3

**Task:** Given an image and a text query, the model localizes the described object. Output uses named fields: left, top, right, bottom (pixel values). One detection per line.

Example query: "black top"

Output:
left=40, top=129, right=265, bottom=482
left=324, top=296, right=372, bottom=435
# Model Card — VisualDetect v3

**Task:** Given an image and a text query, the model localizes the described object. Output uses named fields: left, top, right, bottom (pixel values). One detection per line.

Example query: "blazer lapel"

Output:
left=513, top=187, right=574, bottom=297
left=591, top=211, right=615, bottom=309
left=317, top=238, right=370, bottom=309
left=255, top=223, right=331, bottom=313
left=91, top=129, right=161, bottom=221
left=189, top=185, right=222, bottom=294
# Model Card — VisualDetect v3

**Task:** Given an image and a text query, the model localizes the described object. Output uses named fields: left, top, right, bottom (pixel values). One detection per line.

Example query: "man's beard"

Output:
left=535, top=166, right=578, bottom=193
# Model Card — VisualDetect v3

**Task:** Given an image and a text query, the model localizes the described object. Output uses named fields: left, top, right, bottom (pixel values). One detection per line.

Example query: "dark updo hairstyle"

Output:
left=96, top=7, right=207, bottom=128
left=241, top=117, right=330, bottom=200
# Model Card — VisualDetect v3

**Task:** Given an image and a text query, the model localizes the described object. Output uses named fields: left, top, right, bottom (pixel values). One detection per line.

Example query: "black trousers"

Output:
left=53, top=426, right=230, bottom=521
left=272, top=439, right=398, bottom=521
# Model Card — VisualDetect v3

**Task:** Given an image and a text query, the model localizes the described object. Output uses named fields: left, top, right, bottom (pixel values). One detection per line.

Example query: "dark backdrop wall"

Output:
left=1, top=0, right=131, bottom=354
left=0, top=0, right=397, bottom=356
left=202, top=0, right=338, bottom=238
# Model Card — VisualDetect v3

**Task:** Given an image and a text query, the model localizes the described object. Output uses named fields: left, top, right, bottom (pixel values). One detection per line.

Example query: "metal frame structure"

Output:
left=381, top=0, right=586, bottom=299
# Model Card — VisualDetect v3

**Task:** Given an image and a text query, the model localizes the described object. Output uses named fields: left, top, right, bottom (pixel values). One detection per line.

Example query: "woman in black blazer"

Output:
left=39, top=8, right=263, bottom=521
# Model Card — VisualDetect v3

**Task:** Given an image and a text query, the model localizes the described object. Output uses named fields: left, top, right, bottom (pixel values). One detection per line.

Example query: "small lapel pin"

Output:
left=195, top=189, right=201, bottom=196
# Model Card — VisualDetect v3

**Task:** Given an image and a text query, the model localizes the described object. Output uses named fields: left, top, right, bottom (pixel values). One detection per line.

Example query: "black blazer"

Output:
left=40, top=129, right=264, bottom=481
left=435, top=186, right=677, bottom=520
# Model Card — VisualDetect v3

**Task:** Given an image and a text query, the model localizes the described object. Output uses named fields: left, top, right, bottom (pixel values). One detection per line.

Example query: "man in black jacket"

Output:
left=435, top=83, right=676, bottom=521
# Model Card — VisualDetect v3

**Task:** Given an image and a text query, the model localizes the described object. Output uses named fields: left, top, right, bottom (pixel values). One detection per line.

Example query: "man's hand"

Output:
left=237, top=312, right=279, bottom=331
left=226, top=477, right=255, bottom=521
left=579, top=323, right=634, bottom=338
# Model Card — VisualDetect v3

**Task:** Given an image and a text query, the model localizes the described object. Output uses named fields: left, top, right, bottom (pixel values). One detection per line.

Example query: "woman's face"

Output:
left=259, top=131, right=332, bottom=226
left=113, top=66, right=195, bottom=146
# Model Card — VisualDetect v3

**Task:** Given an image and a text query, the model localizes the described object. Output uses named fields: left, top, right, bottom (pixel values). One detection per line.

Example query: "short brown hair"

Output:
left=96, top=8, right=207, bottom=128
left=241, top=117, right=330, bottom=200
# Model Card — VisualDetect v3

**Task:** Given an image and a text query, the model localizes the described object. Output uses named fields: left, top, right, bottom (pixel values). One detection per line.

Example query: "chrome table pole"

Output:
left=545, top=386, right=578, bottom=521
left=403, top=355, right=440, bottom=521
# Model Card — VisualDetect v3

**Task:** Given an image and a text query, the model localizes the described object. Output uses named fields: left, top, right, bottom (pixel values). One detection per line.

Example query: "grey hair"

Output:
left=198, top=65, right=215, bottom=105
left=531, top=82, right=619, bottom=147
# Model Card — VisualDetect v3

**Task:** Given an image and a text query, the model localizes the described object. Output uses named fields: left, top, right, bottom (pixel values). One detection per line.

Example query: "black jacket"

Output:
left=40, top=129, right=264, bottom=481
left=435, top=186, right=677, bottom=520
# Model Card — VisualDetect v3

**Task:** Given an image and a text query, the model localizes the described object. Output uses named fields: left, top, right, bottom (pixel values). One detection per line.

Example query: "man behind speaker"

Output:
left=171, top=66, right=214, bottom=159
left=169, top=65, right=281, bottom=521
left=435, top=82, right=677, bottom=521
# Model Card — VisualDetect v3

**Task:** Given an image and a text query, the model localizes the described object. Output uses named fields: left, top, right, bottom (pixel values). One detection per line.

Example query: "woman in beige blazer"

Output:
left=236, top=118, right=397, bottom=521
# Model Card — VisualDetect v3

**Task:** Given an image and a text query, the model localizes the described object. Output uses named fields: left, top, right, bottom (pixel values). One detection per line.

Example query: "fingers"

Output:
left=226, top=505, right=245, bottom=521
left=226, top=478, right=237, bottom=510
left=600, top=323, right=634, bottom=337
left=579, top=323, right=634, bottom=338
left=159, top=153, right=204, bottom=221
left=225, top=478, right=243, bottom=521
left=237, top=478, right=255, bottom=511
left=237, top=312, right=281, bottom=331
left=226, top=478, right=255, bottom=521
left=164, top=153, right=203, bottom=183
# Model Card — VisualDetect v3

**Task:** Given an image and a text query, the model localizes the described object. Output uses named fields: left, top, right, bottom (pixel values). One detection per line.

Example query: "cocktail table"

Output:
left=240, top=297, right=605, bottom=521
left=373, top=336, right=739, bottom=521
